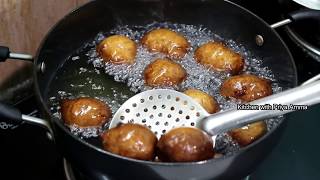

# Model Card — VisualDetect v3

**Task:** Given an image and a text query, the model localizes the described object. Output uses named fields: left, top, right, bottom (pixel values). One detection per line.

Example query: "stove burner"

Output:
left=64, top=159, right=76, bottom=180
left=63, top=159, right=115, bottom=180
left=63, top=159, right=92, bottom=180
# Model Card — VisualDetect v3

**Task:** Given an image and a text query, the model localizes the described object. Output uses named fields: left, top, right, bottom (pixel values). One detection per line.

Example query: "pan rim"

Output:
left=33, top=0, right=298, bottom=166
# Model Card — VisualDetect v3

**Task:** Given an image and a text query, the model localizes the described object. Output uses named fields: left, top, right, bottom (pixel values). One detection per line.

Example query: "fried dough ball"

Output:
left=157, top=127, right=214, bottom=162
left=220, top=74, right=272, bottom=102
left=96, top=35, right=137, bottom=64
left=102, top=124, right=157, bottom=161
left=184, top=89, right=220, bottom=114
left=228, top=121, right=267, bottom=147
left=60, top=97, right=112, bottom=127
left=194, top=42, right=244, bottom=74
left=141, top=28, right=190, bottom=59
left=144, top=58, right=187, bottom=87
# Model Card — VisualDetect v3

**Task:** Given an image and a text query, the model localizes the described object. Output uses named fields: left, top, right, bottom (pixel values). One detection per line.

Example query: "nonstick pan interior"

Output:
left=45, top=21, right=283, bottom=156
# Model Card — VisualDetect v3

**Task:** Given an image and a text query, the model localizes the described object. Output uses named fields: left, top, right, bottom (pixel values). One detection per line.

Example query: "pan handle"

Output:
left=0, top=102, right=54, bottom=139
left=270, top=8, right=320, bottom=28
left=0, top=46, right=33, bottom=62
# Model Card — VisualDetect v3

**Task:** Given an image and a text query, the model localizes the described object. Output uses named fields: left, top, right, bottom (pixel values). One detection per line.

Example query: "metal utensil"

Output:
left=110, top=89, right=211, bottom=139
left=292, top=0, right=320, bottom=10
left=110, top=78, right=320, bottom=140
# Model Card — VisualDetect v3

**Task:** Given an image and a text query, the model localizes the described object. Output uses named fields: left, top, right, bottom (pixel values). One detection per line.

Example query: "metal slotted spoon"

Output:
left=110, top=89, right=211, bottom=139
left=110, top=77, right=320, bottom=145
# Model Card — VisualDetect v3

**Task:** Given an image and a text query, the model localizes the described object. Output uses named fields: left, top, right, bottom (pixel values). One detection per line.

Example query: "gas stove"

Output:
left=1, top=1, right=320, bottom=180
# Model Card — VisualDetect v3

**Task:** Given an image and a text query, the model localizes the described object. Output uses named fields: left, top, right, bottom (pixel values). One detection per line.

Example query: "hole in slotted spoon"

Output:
left=120, top=116, right=125, bottom=120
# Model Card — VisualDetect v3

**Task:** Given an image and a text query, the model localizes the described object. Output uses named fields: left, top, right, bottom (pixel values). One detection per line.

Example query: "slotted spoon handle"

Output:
left=199, top=80, right=320, bottom=136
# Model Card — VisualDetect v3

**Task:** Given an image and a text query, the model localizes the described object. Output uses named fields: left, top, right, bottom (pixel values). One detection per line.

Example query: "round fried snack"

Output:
left=194, top=42, right=244, bottom=75
left=96, top=35, right=137, bottom=64
left=144, top=58, right=187, bottom=87
left=157, top=127, right=214, bottom=162
left=60, top=97, right=112, bottom=127
left=220, top=74, right=272, bottom=102
left=141, top=28, right=190, bottom=59
left=184, top=89, right=220, bottom=114
left=229, top=121, right=267, bottom=147
left=102, top=124, right=157, bottom=161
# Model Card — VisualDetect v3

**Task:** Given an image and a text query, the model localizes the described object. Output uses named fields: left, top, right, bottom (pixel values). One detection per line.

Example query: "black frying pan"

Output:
left=1, top=0, right=319, bottom=179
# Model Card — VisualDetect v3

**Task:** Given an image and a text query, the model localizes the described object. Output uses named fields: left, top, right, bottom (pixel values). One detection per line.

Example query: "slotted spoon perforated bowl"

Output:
left=110, top=89, right=209, bottom=139
left=110, top=78, right=320, bottom=142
